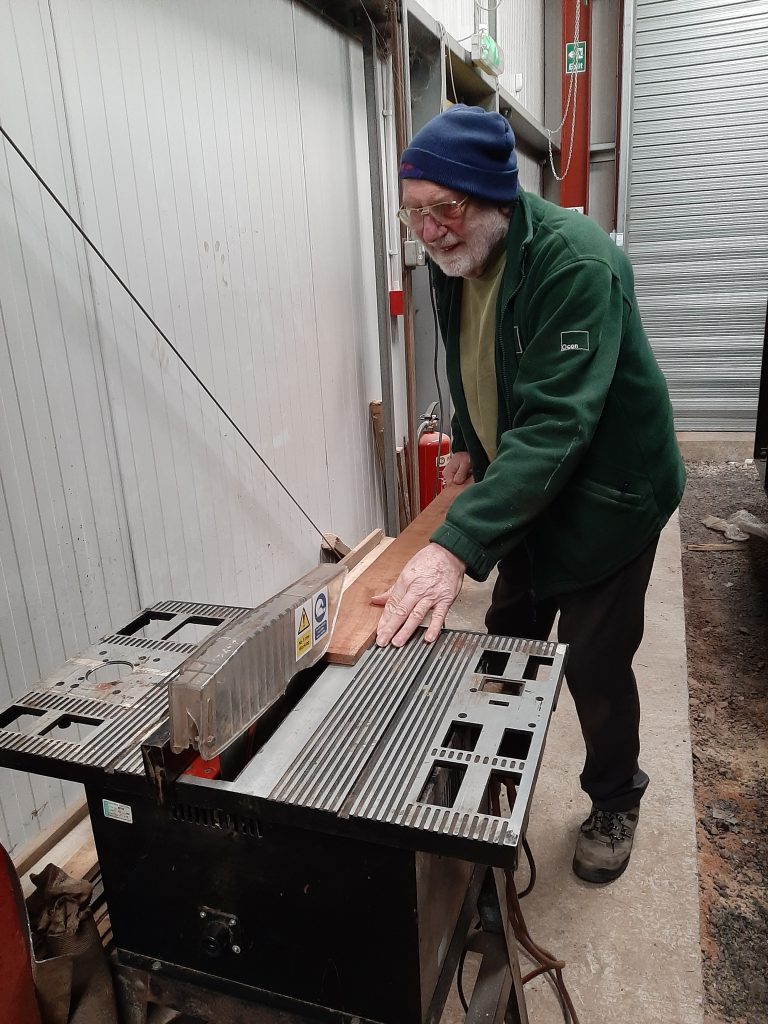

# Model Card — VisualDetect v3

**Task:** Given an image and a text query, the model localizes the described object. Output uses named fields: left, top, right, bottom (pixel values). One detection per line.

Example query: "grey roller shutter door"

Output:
left=626, top=0, right=768, bottom=429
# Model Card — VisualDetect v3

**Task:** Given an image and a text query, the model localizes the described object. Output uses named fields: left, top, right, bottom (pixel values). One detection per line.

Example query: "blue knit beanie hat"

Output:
left=399, top=105, right=518, bottom=203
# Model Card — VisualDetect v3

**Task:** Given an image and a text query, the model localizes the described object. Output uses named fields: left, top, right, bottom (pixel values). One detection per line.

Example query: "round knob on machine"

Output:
left=200, top=919, right=231, bottom=958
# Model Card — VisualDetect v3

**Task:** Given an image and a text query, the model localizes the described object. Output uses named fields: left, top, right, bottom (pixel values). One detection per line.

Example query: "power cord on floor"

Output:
left=455, top=834, right=537, bottom=1014
left=455, top=781, right=580, bottom=1023
left=500, top=778, right=580, bottom=1024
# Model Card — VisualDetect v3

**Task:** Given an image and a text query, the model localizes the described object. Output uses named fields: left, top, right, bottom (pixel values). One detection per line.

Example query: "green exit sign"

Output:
left=565, top=41, right=587, bottom=73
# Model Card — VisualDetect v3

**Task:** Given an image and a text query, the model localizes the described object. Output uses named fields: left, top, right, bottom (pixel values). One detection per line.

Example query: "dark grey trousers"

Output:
left=485, top=538, right=659, bottom=812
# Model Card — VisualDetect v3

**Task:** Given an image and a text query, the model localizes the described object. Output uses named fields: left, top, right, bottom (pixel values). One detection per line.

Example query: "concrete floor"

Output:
left=440, top=513, right=704, bottom=1023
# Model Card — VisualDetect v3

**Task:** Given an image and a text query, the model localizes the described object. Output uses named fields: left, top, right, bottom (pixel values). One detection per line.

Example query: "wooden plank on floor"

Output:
left=12, top=798, right=88, bottom=877
left=61, top=834, right=98, bottom=883
left=326, top=482, right=468, bottom=665
left=21, top=817, right=95, bottom=898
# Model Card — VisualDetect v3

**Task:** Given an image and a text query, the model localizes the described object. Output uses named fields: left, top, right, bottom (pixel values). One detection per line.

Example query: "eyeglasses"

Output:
left=397, top=195, right=470, bottom=230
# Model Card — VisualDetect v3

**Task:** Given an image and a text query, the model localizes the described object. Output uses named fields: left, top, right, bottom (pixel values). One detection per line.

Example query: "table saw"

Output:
left=0, top=561, right=566, bottom=1024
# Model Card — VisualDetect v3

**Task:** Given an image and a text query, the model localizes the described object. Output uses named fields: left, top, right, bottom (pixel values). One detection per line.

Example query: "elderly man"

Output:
left=374, top=105, right=685, bottom=884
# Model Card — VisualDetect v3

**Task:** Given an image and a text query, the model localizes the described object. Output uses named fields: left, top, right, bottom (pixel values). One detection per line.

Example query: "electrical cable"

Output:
left=445, top=35, right=459, bottom=106
left=488, top=778, right=580, bottom=1024
left=456, top=946, right=470, bottom=1012
left=427, top=272, right=446, bottom=500
left=0, top=122, right=344, bottom=560
left=517, top=834, right=537, bottom=898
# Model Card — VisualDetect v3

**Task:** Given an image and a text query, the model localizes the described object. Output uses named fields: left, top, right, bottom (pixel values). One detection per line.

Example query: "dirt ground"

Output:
left=678, top=459, right=768, bottom=1024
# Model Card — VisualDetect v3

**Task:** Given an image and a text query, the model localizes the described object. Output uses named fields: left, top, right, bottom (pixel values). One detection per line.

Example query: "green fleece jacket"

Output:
left=430, top=190, right=685, bottom=598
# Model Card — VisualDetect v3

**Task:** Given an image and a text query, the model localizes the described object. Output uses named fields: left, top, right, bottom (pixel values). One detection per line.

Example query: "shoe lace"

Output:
left=592, top=809, right=631, bottom=850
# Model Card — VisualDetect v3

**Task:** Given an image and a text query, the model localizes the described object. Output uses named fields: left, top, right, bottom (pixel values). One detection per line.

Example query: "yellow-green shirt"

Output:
left=459, top=247, right=507, bottom=461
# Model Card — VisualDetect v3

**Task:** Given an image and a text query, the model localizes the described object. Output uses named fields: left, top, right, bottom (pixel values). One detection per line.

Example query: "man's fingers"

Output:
left=390, top=598, right=434, bottom=648
left=371, top=588, right=391, bottom=606
left=376, top=589, right=422, bottom=646
left=423, top=600, right=452, bottom=643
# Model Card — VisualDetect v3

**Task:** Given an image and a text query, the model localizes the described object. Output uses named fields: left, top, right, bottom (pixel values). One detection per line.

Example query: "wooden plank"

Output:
left=339, top=529, right=385, bottom=572
left=21, top=817, right=94, bottom=898
left=370, top=401, right=385, bottom=477
left=686, top=543, right=741, bottom=552
left=320, top=533, right=351, bottom=561
left=342, top=538, right=395, bottom=593
left=396, top=447, right=411, bottom=530
left=12, top=798, right=88, bottom=877
left=61, top=832, right=98, bottom=883
left=326, top=482, right=468, bottom=665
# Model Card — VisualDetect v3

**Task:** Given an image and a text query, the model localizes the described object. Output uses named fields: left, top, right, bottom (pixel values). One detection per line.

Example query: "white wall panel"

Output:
left=497, top=0, right=545, bottom=122
left=0, top=0, right=138, bottom=854
left=516, top=150, right=542, bottom=194
left=50, top=0, right=383, bottom=606
left=0, top=0, right=384, bottom=853
left=418, top=0, right=476, bottom=41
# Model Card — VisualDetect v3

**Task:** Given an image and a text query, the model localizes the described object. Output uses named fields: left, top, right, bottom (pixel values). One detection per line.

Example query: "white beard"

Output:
left=427, top=206, right=510, bottom=277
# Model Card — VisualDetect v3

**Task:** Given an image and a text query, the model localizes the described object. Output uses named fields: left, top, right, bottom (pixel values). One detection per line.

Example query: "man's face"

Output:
left=401, top=180, right=509, bottom=278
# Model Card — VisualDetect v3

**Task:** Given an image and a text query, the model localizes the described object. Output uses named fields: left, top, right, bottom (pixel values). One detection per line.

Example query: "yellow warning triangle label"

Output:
left=298, top=608, right=310, bottom=633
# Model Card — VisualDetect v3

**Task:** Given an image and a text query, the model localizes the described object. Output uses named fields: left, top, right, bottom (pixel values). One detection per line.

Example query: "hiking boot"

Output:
left=572, top=805, right=640, bottom=884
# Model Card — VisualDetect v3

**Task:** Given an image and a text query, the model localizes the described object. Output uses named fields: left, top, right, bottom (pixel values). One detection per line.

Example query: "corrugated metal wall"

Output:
left=626, top=0, right=768, bottom=429
left=0, top=0, right=383, bottom=854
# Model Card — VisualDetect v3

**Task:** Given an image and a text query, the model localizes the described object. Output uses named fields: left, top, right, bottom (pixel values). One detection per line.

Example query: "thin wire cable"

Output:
left=545, top=0, right=582, bottom=182
left=445, top=34, right=460, bottom=106
left=474, top=0, right=505, bottom=11
left=0, top=122, right=339, bottom=554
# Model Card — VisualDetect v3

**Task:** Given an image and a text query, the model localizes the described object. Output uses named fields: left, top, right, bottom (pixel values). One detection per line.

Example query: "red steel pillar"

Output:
left=560, top=0, right=592, bottom=213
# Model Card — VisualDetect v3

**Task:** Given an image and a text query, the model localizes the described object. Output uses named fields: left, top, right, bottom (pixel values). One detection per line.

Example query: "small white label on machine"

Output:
left=102, top=798, right=133, bottom=824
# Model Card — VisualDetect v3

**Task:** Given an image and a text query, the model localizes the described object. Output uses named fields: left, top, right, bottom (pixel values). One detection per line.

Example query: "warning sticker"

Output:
left=103, top=798, right=133, bottom=824
left=296, top=602, right=312, bottom=659
left=313, top=587, right=329, bottom=643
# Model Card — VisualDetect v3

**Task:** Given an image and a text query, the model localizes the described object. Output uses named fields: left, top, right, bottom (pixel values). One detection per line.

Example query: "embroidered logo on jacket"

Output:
left=560, top=331, right=590, bottom=352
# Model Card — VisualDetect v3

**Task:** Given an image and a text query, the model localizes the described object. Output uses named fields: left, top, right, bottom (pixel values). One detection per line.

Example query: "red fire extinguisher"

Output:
left=417, top=402, right=451, bottom=511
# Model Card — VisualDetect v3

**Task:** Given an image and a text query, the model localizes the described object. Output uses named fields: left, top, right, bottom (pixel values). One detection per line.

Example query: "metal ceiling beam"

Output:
left=295, top=0, right=390, bottom=51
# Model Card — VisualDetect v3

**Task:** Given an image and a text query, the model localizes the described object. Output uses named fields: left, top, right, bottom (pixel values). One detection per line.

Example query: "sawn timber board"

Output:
left=326, top=482, right=468, bottom=665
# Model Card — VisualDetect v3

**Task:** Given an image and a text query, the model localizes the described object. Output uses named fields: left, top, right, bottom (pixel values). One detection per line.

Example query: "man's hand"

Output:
left=372, top=543, right=466, bottom=648
left=442, top=451, right=473, bottom=486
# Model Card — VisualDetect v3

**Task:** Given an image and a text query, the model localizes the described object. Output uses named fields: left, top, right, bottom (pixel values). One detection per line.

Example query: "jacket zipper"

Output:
left=497, top=267, right=527, bottom=428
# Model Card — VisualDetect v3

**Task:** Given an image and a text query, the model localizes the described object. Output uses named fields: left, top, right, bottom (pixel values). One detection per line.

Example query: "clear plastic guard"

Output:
left=169, top=563, right=346, bottom=760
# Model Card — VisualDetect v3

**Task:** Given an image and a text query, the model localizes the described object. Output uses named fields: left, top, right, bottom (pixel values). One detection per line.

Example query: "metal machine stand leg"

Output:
left=112, top=964, right=150, bottom=1024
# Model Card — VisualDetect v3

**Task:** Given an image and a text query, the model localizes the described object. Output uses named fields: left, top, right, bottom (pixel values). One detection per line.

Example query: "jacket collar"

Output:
left=499, top=189, right=534, bottom=307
